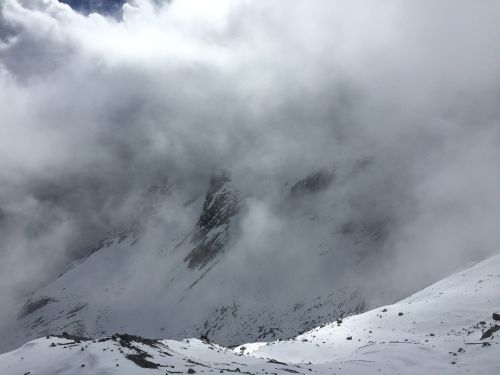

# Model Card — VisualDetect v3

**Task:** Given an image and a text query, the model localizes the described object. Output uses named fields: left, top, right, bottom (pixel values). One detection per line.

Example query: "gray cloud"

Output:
left=1, top=0, right=500, bottom=349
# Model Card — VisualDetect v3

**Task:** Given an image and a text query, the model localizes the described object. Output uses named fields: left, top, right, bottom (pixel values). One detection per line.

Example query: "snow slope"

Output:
left=2, top=253, right=499, bottom=374
left=7, top=166, right=380, bottom=351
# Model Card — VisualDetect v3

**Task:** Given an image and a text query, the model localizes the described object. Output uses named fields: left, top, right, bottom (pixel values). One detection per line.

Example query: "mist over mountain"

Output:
left=1, top=0, right=500, bottom=355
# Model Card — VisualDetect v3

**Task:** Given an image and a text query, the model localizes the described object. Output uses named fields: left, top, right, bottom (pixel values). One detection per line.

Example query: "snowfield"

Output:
left=1, top=253, right=499, bottom=374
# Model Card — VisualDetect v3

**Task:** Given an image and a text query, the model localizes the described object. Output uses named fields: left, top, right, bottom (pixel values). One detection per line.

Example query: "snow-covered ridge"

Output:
left=2, top=253, right=499, bottom=374
left=9, top=167, right=376, bottom=351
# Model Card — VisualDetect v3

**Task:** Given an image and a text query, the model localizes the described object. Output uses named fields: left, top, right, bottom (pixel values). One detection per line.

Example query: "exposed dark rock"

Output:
left=493, top=312, right=500, bottom=321
left=112, top=333, right=160, bottom=348
left=289, top=170, right=334, bottom=197
left=187, top=359, right=209, bottom=368
left=480, top=325, right=500, bottom=340
left=267, top=359, right=288, bottom=366
left=66, top=303, right=88, bottom=315
left=107, top=333, right=163, bottom=368
left=125, top=353, right=159, bottom=369
left=200, top=331, right=211, bottom=343
left=184, top=171, right=240, bottom=270
left=18, top=297, right=56, bottom=319
left=255, top=326, right=283, bottom=340
left=279, top=368, right=301, bottom=373
left=55, top=332, right=91, bottom=342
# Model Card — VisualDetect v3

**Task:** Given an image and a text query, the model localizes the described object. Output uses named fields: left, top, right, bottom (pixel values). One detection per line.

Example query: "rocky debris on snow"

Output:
left=55, top=332, right=91, bottom=343
left=5, top=251, right=500, bottom=375
left=480, top=325, right=500, bottom=340
left=108, top=333, right=164, bottom=368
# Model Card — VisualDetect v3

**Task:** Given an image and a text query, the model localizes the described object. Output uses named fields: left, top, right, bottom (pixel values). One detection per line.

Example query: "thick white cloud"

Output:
left=1, top=0, right=500, bottom=348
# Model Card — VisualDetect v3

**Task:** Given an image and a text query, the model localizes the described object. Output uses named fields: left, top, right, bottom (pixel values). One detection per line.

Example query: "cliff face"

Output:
left=8, top=162, right=400, bottom=351
left=185, top=171, right=240, bottom=270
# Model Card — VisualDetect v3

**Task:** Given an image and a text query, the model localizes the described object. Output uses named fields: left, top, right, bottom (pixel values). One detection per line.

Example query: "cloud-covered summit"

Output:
left=1, top=0, right=500, bottom=351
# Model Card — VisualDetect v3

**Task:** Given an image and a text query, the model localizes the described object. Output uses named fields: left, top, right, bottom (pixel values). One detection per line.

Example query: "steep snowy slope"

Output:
left=243, top=252, right=500, bottom=373
left=1, top=253, right=499, bottom=374
left=9, top=162, right=384, bottom=351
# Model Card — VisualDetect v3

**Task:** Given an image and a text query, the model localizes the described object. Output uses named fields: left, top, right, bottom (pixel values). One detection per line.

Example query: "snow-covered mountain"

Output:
left=2, top=2, right=500, bottom=374
left=6, top=160, right=396, bottom=352
left=2, top=252, right=499, bottom=374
